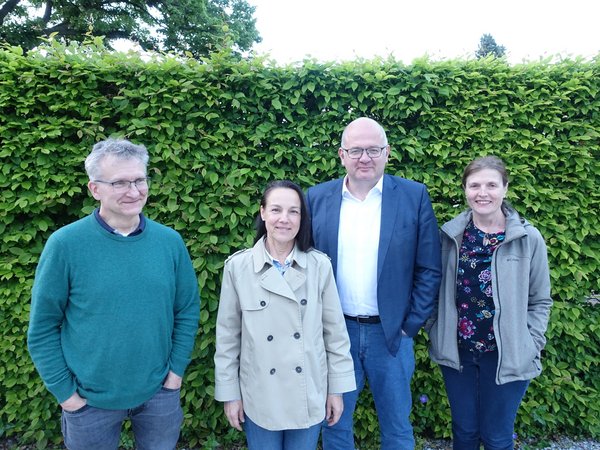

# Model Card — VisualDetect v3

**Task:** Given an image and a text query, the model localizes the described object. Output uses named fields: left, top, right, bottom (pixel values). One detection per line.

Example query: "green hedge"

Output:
left=1, top=39, right=598, bottom=448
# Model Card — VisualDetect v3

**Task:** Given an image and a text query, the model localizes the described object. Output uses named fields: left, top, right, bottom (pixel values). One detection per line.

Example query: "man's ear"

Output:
left=88, top=180, right=101, bottom=200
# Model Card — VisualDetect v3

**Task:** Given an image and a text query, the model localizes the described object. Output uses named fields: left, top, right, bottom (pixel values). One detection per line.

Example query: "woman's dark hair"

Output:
left=462, top=155, right=512, bottom=214
left=254, top=180, right=313, bottom=252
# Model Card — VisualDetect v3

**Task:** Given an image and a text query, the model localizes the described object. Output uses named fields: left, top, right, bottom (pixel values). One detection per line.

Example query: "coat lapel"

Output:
left=252, top=239, right=307, bottom=303
left=325, top=180, right=343, bottom=272
left=260, top=267, right=301, bottom=302
left=378, top=175, right=399, bottom=280
left=283, top=266, right=307, bottom=293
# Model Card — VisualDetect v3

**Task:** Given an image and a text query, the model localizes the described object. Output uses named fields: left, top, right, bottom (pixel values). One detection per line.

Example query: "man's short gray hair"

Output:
left=84, top=138, right=149, bottom=180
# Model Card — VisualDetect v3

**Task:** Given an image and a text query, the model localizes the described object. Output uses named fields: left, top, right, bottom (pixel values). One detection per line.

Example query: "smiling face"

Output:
left=88, top=155, right=148, bottom=226
left=260, top=187, right=301, bottom=249
left=464, top=168, right=508, bottom=221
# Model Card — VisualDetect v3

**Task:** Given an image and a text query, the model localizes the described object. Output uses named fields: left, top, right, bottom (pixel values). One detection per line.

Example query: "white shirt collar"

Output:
left=342, top=175, right=384, bottom=200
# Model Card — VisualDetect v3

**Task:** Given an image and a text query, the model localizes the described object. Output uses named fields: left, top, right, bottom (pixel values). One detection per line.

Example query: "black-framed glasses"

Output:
left=93, top=177, right=150, bottom=193
left=342, top=146, right=387, bottom=159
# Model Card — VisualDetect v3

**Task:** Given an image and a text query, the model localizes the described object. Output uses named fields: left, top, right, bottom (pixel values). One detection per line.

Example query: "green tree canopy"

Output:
left=0, top=0, right=261, bottom=57
left=475, top=33, right=506, bottom=59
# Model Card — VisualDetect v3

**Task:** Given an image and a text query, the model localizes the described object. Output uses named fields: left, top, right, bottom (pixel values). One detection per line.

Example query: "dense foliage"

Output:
left=0, top=40, right=598, bottom=448
left=0, top=0, right=261, bottom=57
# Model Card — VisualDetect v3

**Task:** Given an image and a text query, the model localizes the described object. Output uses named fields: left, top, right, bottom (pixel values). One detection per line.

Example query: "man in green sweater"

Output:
left=28, top=138, right=200, bottom=450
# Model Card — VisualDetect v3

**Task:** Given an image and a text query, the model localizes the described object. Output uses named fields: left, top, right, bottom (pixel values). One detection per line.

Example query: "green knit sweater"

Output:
left=28, top=214, right=200, bottom=409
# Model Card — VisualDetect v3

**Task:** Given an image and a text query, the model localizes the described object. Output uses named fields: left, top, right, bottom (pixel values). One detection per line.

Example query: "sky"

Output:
left=246, top=0, right=600, bottom=65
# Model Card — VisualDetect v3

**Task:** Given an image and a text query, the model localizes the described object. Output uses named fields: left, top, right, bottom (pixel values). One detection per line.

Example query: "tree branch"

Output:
left=0, top=0, right=21, bottom=24
left=42, top=0, right=53, bottom=24
left=104, top=30, right=134, bottom=41
left=44, top=22, right=77, bottom=35
left=44, top=22, right=133, bottom=42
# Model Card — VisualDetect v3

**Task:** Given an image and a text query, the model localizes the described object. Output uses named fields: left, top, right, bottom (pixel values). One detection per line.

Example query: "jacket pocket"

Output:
left=515, top=333, right=540, bottom=377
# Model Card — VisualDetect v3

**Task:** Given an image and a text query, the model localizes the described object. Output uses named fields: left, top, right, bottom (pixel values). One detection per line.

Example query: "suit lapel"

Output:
left=378, top=175, right=399, bottom=280
left=325, top=180, right=343, bottom=272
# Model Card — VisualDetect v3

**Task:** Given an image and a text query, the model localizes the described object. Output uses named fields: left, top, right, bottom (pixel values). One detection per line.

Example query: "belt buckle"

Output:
left=357, top=315, right=371, bottom=323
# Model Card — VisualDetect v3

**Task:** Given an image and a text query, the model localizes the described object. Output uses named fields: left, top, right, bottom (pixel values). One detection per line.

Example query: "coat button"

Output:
left=260, top=300, right=266, bottom=307
left=295, top=366, right=302, bottom=373
left=267, top=335, right=273, bottom=341
left=293, top=332, right=300, bottom=339
left=270, top=368, right=276, bottom=375
left=300, top=299, right=307, bottom=305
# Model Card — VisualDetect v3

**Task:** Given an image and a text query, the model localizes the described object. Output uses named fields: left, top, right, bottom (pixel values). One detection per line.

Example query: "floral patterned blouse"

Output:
left=456, top=220, right=505, bottom=353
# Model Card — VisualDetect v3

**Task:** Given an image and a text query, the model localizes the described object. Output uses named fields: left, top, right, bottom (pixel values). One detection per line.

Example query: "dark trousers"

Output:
left=441, top=348, right=529, bottom=450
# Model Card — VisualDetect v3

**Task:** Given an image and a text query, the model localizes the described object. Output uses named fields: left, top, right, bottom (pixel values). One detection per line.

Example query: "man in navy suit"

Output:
left=306, top=117, right=442, bottom=449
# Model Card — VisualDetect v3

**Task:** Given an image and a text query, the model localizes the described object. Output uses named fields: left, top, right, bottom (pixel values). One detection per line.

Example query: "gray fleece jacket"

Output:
left=427, top=209, right=552, bottom=384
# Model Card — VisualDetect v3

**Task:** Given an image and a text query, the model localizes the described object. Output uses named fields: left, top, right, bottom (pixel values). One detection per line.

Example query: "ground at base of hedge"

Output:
left=2, top=436, right=599, bottom=449
left=420, top=436, right=600, bottom=450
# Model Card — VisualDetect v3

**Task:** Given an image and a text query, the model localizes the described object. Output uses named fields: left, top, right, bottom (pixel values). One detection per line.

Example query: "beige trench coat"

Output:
left=214, top=238, right=355, bottom=430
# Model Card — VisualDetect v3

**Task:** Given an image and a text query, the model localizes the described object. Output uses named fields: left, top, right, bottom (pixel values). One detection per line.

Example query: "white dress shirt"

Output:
left=336, top=176, right=383, bottom=316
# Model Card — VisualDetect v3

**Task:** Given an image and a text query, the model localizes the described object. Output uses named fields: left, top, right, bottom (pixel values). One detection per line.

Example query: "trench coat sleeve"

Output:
left=526, top=226, right=552, bottom=353
left=320, top=259, right=356, bottom=394
left=214, top=260, right=243, bottom=402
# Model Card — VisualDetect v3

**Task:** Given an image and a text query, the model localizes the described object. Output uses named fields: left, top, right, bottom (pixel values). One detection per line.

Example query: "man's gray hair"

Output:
left=84, top=138, right=149, bottom=180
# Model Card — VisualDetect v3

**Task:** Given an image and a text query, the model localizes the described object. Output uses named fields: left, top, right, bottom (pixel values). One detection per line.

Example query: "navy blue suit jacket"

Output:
left=306, top=174, right=442, bottom=356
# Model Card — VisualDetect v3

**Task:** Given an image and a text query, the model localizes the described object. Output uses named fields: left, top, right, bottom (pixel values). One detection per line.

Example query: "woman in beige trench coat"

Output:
left=214, top=180, right=355, bottom=450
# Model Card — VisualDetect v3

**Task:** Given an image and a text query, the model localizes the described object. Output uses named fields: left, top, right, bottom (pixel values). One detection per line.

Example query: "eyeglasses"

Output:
left=93, top=177, right=150, bottom=192
left=342, top=146, right=387, bottom=159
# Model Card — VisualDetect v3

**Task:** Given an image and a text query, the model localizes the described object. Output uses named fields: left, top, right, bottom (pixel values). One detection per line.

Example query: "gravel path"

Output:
left=421, top=437, right=600, bottom=450
left=2, top=436, right=599, bottom=449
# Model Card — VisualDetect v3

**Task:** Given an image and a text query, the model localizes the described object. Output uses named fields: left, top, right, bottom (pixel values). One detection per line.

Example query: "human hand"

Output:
left=224, top=400, right=245, bottom=431
left=163, top=370, right=183, bottom=390
left=60, top=392, right=87, bottom=412
left=325, top=394, right=343, bottom=426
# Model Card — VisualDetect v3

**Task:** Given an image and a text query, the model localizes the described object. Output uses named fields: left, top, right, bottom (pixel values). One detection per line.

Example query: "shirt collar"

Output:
left=341, top=175, right=384, bottom=200
left=93, top=208, right=145, bottom=236
left=266, top=247, right=294, bottom=275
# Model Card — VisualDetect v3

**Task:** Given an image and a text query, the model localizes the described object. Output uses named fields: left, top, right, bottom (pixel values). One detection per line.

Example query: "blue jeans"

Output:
left=441, top=348, right=530, bottom=450
left=61, top=387, right=183, bottom=450
left=321, top=319, right=415, bottom=450
left=243, top=414, right=321, bottom=450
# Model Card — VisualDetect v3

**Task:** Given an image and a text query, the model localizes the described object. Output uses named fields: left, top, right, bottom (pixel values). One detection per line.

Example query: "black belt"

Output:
left=344, top=314, right=381, bottom=324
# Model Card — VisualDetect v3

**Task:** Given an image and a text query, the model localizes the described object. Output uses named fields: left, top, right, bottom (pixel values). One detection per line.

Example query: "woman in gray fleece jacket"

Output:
left=427, top=156, right=552, bottom=450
